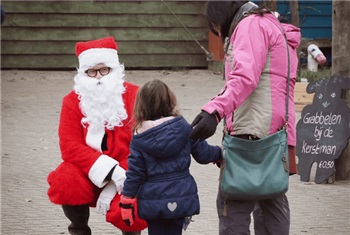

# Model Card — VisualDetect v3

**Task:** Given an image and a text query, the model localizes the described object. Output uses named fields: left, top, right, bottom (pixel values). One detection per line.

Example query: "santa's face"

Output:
left=73, top=63, right=127, bottom=132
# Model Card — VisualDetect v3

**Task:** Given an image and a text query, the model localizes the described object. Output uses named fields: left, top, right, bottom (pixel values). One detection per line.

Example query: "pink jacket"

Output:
left=202, top=13, right=300, bottom=146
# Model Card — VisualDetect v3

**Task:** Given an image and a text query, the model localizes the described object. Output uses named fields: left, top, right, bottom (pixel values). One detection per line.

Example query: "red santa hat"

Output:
left=75, top=36, right=120, bottom=70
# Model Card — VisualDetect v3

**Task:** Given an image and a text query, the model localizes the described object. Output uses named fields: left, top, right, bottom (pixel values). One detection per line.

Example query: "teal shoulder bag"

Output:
left=221, top=128, right=289, bottom=200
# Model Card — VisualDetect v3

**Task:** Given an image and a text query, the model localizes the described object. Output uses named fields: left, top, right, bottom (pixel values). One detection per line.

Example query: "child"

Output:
left=119, top=79, right=222, bottom=235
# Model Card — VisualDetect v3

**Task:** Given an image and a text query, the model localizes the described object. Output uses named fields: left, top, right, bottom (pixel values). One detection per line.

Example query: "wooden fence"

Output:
left=1, top=1, right=209, bottom=69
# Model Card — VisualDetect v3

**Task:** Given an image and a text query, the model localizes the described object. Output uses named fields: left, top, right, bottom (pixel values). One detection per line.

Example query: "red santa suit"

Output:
left=47, top=36, right=147, bottom=232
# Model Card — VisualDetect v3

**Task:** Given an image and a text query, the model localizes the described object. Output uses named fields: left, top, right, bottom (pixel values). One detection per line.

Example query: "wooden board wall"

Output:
left=1, top=1, right=209, bottom=69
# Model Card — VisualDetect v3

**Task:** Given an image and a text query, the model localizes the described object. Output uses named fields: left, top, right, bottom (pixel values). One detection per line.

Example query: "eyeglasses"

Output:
left=85, top=67, right=111, bottom=78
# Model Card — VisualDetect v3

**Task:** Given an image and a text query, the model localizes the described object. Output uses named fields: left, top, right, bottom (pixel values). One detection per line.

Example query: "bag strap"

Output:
left=264, top=14, right=290, bottom=126
left=279, top=22, right=291, bottom=126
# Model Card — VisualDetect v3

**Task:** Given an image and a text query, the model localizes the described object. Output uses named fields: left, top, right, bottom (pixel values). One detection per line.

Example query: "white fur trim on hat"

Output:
left=78, top=48, right=120, bottom=71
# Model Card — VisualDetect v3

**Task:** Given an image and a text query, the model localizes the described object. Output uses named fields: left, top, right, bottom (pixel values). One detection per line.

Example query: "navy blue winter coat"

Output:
left=122, top=115, right=221, bottom=220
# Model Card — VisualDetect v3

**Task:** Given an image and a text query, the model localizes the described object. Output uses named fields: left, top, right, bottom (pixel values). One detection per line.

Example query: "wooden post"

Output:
left=289, top=0, right=302, bottom=79
left=263, top=0, right=278, bottom=11
left=332, top=1, right=350, bottom=180
left=289, top=0, right=300, bottom=27
left=208, top=31, right=224, bottom=72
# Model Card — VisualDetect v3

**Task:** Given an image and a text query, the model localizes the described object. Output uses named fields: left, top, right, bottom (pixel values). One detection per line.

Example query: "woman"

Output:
left=191, top=1, right=301, bottom=234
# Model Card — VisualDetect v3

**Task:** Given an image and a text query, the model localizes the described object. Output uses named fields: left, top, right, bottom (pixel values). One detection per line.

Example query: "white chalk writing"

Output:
left=303, top=112, right=341, bottom=125
left=301, top=140, right=336, bottom=155
left=319, top=161, right=334, bottom=169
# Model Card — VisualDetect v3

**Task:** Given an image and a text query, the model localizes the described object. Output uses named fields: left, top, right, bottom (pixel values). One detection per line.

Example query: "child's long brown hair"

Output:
left=133, top=79, right=180, bottom=132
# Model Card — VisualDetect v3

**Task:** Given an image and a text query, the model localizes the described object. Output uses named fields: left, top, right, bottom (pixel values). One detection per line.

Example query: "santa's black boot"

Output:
left=122, top=231, right=141, bottom=235
left=62, top=205, right=92, bottom=235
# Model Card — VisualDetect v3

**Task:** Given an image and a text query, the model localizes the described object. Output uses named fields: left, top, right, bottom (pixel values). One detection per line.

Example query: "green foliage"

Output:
left=298, top=68, right=332, bottom=83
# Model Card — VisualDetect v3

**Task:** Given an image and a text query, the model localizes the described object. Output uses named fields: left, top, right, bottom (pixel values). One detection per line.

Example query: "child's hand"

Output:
left=119, top=195, right=137, bottom=226
left=214, top=159, right=222, bottom=168
left=213, top=146, right=223, bottom=168
left=214, top=146, right=223, bottom=168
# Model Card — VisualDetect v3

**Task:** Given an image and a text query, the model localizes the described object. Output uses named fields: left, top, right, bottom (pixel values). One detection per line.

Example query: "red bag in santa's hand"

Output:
left=106, top=194, right=148, bottom=232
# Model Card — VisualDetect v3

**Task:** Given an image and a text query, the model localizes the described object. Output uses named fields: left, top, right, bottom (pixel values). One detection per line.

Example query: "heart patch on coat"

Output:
left=167, top=202, right=177, bottom=212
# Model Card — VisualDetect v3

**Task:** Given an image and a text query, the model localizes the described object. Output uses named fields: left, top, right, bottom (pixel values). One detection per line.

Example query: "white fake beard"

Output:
left=73, top=65, right=127, bottom=133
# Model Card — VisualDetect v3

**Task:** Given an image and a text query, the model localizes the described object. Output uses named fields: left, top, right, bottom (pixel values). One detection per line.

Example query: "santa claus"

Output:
left=47, top=36, right=147, bottom=235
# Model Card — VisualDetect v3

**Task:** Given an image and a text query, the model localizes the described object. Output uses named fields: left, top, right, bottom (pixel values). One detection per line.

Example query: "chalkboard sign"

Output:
left=296, top=75, right=350, bottom=183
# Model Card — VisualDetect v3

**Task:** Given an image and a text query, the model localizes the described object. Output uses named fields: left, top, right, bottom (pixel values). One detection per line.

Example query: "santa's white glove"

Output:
left=96, top=181, right=117, bottom=215
left=111, top=165, right=126, bottom=195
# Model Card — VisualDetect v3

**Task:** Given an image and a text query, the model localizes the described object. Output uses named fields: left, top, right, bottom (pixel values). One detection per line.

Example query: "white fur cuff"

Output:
left=88, top=155, right=119, bottom=188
